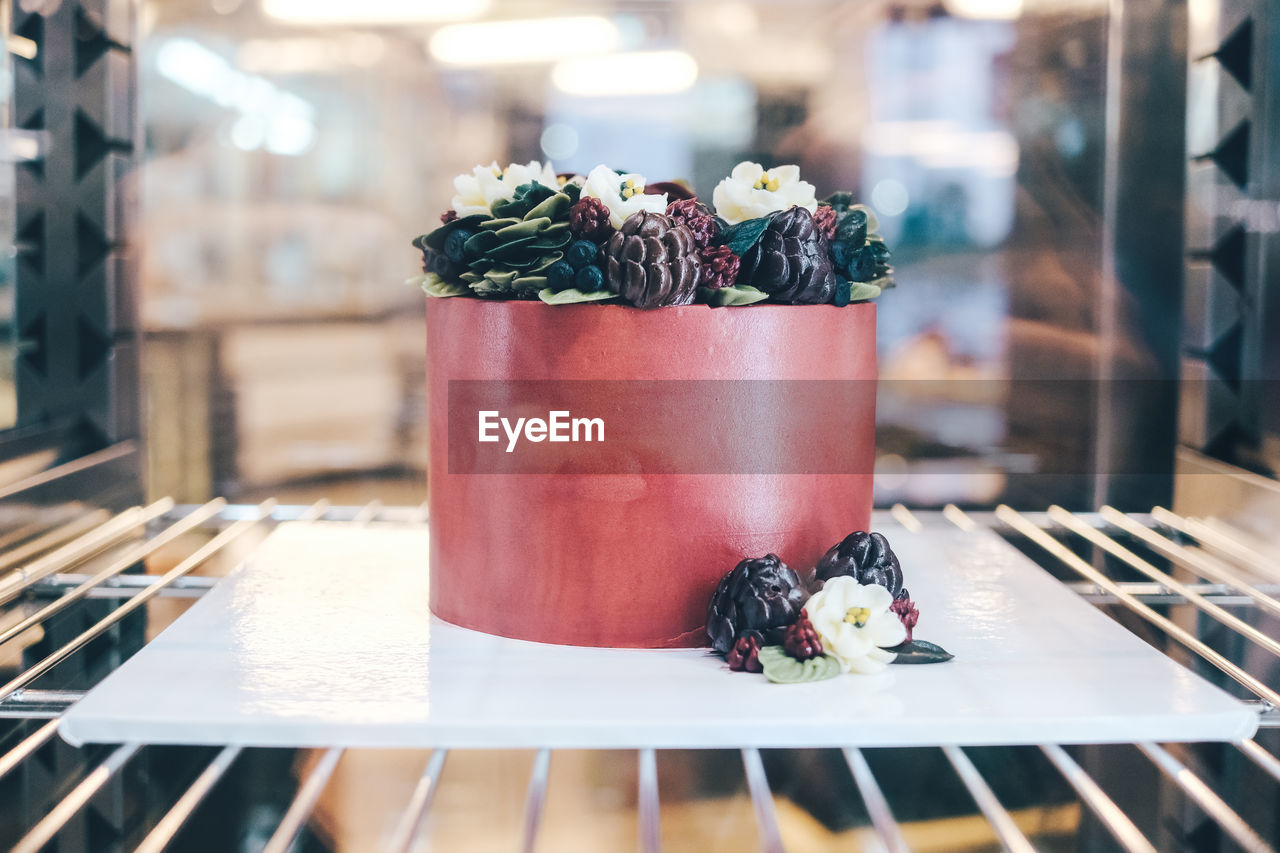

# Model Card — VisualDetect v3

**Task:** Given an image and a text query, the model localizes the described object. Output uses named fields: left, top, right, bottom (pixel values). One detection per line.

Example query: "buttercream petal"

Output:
left=846, top=653, right=891, bottom=675
left=770, top=164, right=800, bottom=183
left=866, top=612, right=907, bottom=648
left=731, top=161, right=764, bottom=182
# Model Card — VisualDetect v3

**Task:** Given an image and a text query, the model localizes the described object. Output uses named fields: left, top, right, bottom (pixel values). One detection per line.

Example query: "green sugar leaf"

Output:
left=758, top=646, right=841, bottom=684
left=719, top=215, right=774, bottom=256
left=703, top=284, right=770, bottom=307
left=847, top=282, right=882, bottom=302
left=419, top=272, right=470, bottom=298
left=512, top=275, right=548, bottom=294
left=525, top=192, right=571, bottom=222
left=478, top=217, right=521, bottom=231
left=482, top=269, right=518, bottom=288
left=538, top=287, right=618, bottom=305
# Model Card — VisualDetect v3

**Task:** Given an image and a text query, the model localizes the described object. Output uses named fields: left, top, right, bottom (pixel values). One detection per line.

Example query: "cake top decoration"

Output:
left=411, top=160, right=895, bottom=307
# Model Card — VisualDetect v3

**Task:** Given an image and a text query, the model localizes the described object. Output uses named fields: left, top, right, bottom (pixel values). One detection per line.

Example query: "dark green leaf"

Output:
left=822, top=191, right=854, bottom=212
left=491, top=181, right=557, bottom=219
left=719, top=215, right=774, bottom=256
left=887, top=639, right=954, bottom=664
left=421, top=214, right=489, bottom=252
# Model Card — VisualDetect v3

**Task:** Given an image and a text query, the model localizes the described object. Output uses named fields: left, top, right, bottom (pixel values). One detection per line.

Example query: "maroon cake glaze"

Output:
left=426, top=298, right=877, bottom=648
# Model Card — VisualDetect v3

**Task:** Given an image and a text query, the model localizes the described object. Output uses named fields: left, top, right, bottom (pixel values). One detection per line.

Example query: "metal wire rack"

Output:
left=0, top=500, right=1277, bottom=852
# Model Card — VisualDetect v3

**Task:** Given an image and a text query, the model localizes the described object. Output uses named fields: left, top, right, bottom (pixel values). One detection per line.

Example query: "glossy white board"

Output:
left=60, top=521, right=1258, bottom=748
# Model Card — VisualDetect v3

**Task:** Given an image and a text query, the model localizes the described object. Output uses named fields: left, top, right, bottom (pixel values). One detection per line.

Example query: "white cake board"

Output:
left=59, top=521, right=1258, bottom=749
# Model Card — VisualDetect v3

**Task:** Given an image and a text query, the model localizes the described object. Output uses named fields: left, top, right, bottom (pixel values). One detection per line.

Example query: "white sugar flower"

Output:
left=451, top=160, right=560, bottom=217
left=803, top=577, right=906, bottom=674
left=712, top=162, right=818, bottom=224
left=581, top=164, right=668, bottom=229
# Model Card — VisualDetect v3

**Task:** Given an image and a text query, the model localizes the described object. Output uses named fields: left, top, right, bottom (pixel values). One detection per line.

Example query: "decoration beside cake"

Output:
left=412, top=160, right=894, bottom=308
left=707, top=531, right=952, bottom=683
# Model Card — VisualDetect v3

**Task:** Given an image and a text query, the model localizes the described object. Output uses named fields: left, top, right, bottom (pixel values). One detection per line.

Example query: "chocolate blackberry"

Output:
left=814, top=531, right=906, bottom=599
left=706, top=553, right=808, bottom=655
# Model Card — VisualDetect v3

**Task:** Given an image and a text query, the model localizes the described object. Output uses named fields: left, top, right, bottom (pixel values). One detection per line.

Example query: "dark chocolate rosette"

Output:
left=602, top=211, right=701, bottom=309
left=814, top=531, right=906, bottom=600
left=735, top=207, right=836, bottom=304
left=706, top=553, right=809, bottom=655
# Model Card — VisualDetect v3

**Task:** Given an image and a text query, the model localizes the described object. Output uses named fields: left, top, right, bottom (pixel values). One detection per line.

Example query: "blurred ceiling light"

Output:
left=429, top=17, right=619, bottom=66
left=156, top=38, right=316, bottom=156
left=239, top=34, right=387, bottom=73
left=944, top=0, right=1023, bottom=19
left=552, top=51, right=698, bottom=97
left=539, top=123, right=579, bottom=160
left=262, top=0, right=489, bottom=25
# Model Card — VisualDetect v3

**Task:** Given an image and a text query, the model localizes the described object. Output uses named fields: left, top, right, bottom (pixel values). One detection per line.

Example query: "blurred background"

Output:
left=0, top=1, right=1277, bottom=850
left=4, top=0, right=1255, bottom=515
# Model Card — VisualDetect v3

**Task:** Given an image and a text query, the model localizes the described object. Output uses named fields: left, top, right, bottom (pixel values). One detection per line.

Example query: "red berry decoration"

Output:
left=440, top=209, right=458, bottom=224
left=665, top=198, right=719, bottom=250
left=568, top=197, right=613, bottom=242
left=782, top=612, right=824, bottom=661
left=727, top=634, right=763, bottom=673
left=699, top=244, right=740, bottom=289
left=890, top=595, right=919, bottom=642
left=813, top=204, right=838, bottom=241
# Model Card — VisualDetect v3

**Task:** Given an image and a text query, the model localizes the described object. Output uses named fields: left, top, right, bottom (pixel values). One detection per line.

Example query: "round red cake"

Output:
left=416, top=160, right=892, bottom=648
left=426, top=299, right=877, bottom=647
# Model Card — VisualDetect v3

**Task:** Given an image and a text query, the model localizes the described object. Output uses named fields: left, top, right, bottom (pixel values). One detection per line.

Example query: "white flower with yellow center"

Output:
left=712, top=162, right=818, bottom=224
left=451, top=160, right=560, bottom=217
left=580, top=164, right=668, bottom=229
left=803, top=577, right=906, bottom=674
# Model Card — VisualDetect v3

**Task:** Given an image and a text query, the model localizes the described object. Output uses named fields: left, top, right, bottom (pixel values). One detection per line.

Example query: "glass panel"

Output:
left=0, top=4, right=19, bottom=430
left=138, top=0, right=1123, bottom=509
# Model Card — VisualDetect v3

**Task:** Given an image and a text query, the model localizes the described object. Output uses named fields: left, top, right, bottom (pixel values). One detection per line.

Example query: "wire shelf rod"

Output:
left=0, top=499, right=174, bottom=605
left=1136, top=742, right=1276, bottom=853
left=890, top=504, right=923, bottom=532
left=741, top=748, right=784, bottom=853
left=133, top=745, right=242, bottom=853
left=1102, top=507, right=1280, bottom=621
left=0, top=718, right=58, bottom=782
left=386, top=749, right=449, bottom=853
left=1039, top=744, right=1157, bottom=853
left=843, top=747, right=911, bottom=853
left=0, top=510, right=113, bottom=574
left=0, top=499, right=280, bottom=703
left=996, top=506, right=1280, bottom=709
left=521, top=748, right=552, bottom=853
left=1238, top=740, right=1280, bottom=787
left=352, top=500, right=383, bottom=526
left=941, top=745, right=1037, bottom=853
left=1150, top=507, right=1280, bottom=582
left=638, top=748, right=662, bottom=853
left=11, top=742, right=141, bottom=853
left=1048, top=506, right=1280, bottom=660
left=262, top=747, right=343, bottom=853
left=0, top=499, right=226, bottom=649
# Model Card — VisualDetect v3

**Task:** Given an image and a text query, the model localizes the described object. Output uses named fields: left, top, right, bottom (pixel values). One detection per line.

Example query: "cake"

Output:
left=414, top=160, right=899, bottom=650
